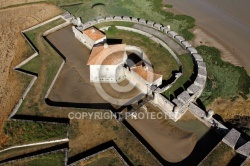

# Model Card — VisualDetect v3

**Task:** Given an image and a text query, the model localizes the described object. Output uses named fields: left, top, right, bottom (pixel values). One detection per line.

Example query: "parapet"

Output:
left=123, top=16, right=131, bottom=21
left=194, top=75, right=206, bottom=87
left=147, top=21, right=154, bottom=27
left=131, top=17, right=139, bottom=22
left=187, top=47, right=198, bottom=54
left=177, top=91, right=191, bottom=104
left=114, top=16, right=122, bottom=21
left=174, top=36, right=185, bottom=44
left=181, top=41, right=192, bottom=49
left=154, top=23, right=162, bottom=30
left=198, top=68, right=207, bottom=78
left=192, top=53, right=203, bottom=62
left=97, top=18, right=105, bottom=23
left=197, top=61, right=206, bottom=70
left=223, top=128, right=241, bottom=148
left=167, top=31, right=178, bottom=38
left=236, top=141, right=250, bottom=157
left=105, top=16, right=114, bottom=21
left=187, top=84, right=200, bottom=94
left=139, top=18, right=146, bottom=25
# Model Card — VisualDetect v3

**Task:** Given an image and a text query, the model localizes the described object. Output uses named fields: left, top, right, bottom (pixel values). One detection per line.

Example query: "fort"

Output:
left=2, top=12, right=249, bottom=165
left=72, top=16, right=207, bottom=122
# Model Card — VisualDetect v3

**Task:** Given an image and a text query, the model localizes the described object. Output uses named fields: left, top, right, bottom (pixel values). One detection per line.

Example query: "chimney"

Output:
left=104, top=43, right=108, bottom=48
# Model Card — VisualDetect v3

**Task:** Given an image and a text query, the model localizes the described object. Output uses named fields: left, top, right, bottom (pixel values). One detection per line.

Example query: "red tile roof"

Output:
left=82, top=27, right=106, bottom=41
left=87, top=44, right=126, bottom=65
left=131, top=66, right=162, bottom=83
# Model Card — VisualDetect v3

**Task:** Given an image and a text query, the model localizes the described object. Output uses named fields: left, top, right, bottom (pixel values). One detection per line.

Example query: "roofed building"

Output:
left=72, top=26, right=106, bottom=49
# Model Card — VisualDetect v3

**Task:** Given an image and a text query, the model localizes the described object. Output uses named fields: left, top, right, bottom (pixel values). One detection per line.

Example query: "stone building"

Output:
left=87, top=43, right=127, bottom=83
left=72, top=26, right=106, bottom=49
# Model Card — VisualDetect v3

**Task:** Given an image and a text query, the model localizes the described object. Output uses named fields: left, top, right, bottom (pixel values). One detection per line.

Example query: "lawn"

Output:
left=1, top=120, right=67, bottom=149
left=3, top=151, right=65, bottom=166
left=199, top=142, right=235, bottom=166
left=163, top=54, right=194, bottom=98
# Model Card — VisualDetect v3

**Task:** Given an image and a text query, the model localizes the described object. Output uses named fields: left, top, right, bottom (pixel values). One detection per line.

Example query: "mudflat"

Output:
left=164, top=0, right=250, bottom=74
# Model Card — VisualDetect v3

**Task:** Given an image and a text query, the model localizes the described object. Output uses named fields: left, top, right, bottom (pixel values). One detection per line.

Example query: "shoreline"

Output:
left=164, top=0, right=250, bottom=74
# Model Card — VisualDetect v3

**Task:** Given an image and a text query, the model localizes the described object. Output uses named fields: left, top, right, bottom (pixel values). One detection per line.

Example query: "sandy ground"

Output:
left=164, top=0, right=250, bottom=74
left=127, top=105, right=197, bottom=162
left=0, top=3, right=62, bottom=144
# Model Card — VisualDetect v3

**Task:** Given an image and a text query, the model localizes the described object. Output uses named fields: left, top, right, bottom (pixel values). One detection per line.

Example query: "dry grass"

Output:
left=0, top=2, right=62, bottom=147
left=0, top=142, right=64, bottom=162
left=199, top=142, right=236, bottom=166
left=208, top=97, right=250, bottom=119
left=77, top=148, right=125, bottom=166
left=69, top=110, right=159, bottom=165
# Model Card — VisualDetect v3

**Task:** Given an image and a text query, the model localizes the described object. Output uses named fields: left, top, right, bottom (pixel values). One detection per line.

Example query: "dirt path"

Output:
left=0, top=3, right=62, bottom=145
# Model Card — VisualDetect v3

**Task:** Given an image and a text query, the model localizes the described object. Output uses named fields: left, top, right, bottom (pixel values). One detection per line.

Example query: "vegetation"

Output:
left=2, top=120, right=67, bottom=149
left=95, top=21, right=134, bottom=29
left=164, top=4, right=173, bottom=8
left=4, top=151, right=65, bottom=166
left=197, top=46, right=250, bottom=106
left=200, top=142, right=235, bottom=166
left=163, top=54, right=194, bottom=98
left=77, top=148, right=125, bottom=166
left=70, top=113, right=159, bottom=166
left=104, top=26, right=179, bottom=80
left=57, top=0, right=195, bottom=40
left=17, top=18, right=65, bottom=116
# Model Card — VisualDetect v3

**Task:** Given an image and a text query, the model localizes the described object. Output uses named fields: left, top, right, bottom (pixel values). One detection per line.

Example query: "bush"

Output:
left=197, top=46, right=250, bottom=105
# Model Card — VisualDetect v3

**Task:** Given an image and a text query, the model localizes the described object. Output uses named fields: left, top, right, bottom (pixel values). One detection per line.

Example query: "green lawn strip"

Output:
left=17, top=18, right=65, bottom=115
left=94, top=21, right=134, bottom=29
left=105, top=26, right=179, bottom=80
left=3, top=151, right=65, bottom=166
left=77, top=148, right=124, bottom=166
left=19, top=55, right=41, bottom=74
left=199, top=142, right=235, bottom=166
left=163, top=54, right=194, bottom=98
left=2, top=120, right=67, bottom=149
left=197, top=46, right=250, bottom=106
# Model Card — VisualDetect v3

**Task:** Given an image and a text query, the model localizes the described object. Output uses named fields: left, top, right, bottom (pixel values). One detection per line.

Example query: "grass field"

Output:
left=77, top=148, right=125, bottom=166
left=1, top=120, right=67, bottom=149
left=163, top=54, right=194, bottom=98
left=103, top=26, right=179, bottom=80
left=69, top=112, right=159, bottom=165
left=199, top=142, right=235, bottom=166
left=3, top=151, right=65, bottom=166
left=0, top=141, right=64, bottom=162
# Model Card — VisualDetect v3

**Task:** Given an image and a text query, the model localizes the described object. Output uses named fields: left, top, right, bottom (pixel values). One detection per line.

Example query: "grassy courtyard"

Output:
left=103, top=26, right=179, bottom=80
